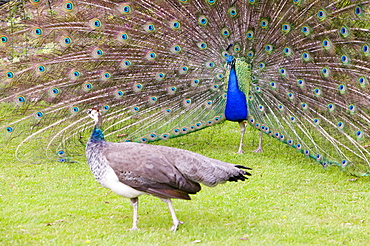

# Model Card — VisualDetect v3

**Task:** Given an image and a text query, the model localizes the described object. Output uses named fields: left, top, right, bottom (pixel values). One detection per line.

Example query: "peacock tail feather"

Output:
left=0, top=0, right=369, bottom=176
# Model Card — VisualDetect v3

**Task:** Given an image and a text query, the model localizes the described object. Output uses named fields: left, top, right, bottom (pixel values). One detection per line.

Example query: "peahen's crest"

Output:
left=0, top=0, right=369, bottom=175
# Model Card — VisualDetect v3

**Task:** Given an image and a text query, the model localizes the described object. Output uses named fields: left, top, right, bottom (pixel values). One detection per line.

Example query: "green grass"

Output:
left=1, top=121, right=369, bottom=245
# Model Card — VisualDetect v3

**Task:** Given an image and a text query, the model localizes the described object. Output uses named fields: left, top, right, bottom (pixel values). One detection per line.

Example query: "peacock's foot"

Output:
left=170, top=220, right=184, bottom=232
left=236, top=145, right=245, bottom=154
left=252, top=147, right=263, bottom=153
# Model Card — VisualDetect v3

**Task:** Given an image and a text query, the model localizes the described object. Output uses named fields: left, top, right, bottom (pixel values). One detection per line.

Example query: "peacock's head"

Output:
left=226, top=55, right=235, bottom=69
left=87, top=108, right=101, bottom=125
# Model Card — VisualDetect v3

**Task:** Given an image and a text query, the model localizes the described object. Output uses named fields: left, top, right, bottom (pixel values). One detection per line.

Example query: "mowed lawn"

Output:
left=1, top=121, right=369, bottom=245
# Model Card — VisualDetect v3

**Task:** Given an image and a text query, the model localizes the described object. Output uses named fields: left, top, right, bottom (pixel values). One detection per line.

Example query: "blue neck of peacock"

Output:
left=227, top=65, right=240, bottom=92
left=224, top=60, right=248, bottom=122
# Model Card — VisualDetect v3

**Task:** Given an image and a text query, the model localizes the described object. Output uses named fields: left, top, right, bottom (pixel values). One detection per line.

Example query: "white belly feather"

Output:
left=99, top=166, right=146, bottom=198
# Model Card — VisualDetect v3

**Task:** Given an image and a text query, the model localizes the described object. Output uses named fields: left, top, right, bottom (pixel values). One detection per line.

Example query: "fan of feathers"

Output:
left=0, top=0, right=369, bottom=176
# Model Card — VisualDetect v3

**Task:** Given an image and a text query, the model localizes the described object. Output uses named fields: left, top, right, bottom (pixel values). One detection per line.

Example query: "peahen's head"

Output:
left=87, top=108, right=102, bottom=127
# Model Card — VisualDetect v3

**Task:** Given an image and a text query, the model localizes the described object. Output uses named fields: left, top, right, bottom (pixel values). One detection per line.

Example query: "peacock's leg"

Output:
left=130, top=197, right=139, bottom=230
left=161, top=198, right=183, bottom=231
left=237, top=121, right=246, bottom=154
left=253, top=131, right=263, bottom=153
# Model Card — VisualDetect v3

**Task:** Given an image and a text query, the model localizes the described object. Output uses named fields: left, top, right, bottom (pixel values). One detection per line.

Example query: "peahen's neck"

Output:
left=89, top=117, right=105, bottom=142
left=224, top=60, right=248, bottom=122
left=90, top=126, right=105, bottom=142
left=86, top=115, right=107, bottom=183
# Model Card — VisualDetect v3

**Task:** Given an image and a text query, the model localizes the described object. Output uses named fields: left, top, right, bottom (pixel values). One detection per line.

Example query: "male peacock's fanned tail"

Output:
left=0, top=0, right=369, bottom=175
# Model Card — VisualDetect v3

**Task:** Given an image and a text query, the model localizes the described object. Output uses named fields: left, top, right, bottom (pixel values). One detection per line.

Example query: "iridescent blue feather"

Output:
left=225, top=56, right=248, bottom=122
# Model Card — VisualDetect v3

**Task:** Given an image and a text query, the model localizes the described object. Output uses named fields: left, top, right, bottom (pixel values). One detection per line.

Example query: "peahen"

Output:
left=0, top=0, right=370, bottom=176
left=86, top=108, right=251, bottom=231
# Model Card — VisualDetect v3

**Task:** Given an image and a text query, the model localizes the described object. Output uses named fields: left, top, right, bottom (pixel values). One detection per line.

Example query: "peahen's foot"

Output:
left=129, top=226, right=139, bottom=231
left=170, top=220, right=184, bottom=232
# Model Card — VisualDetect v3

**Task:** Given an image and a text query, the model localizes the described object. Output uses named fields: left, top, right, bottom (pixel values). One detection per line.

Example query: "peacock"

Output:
left=0, top=0, right=370, bottom=176
left=86, top=108, right=251, bottom=231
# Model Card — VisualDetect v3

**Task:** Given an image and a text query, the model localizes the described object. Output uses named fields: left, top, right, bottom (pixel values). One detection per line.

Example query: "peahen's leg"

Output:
left=161, top=198, right=183, bottom=231
left=130, top=197, right=139, bottom=230
left=237, top=121, right=246, bottom=154
left=253, top=131, right=263, bottom=153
